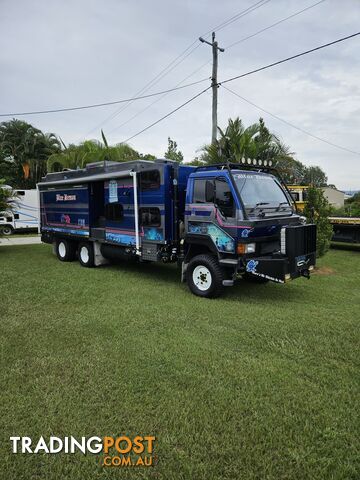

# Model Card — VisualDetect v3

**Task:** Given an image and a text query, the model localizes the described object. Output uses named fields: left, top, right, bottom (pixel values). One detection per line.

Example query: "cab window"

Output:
left=215, top=178, right=235, bottom=218
left=192, top=179, right=207, bottom=203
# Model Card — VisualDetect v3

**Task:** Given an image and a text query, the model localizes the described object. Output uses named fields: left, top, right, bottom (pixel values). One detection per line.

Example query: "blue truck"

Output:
left=38, top=159, right=317, bottom=298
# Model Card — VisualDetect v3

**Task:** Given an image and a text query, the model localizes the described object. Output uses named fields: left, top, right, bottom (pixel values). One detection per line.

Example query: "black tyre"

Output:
left=56, top=239, right=77, bottom=262
left=242, top=272, right=269, bottom=284
left=1, top=225, right=13, bottom=235
left=78, top=242, right=95, bottom=268
left=186, top=254, right=225, bottom=298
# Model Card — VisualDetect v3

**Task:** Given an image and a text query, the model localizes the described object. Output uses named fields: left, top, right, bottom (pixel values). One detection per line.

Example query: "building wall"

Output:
left=322, top=187, right=345, bottom=208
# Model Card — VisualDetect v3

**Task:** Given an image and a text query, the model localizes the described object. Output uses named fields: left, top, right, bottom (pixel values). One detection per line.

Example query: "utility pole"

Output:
left=199, top=32, right=224, bottom=144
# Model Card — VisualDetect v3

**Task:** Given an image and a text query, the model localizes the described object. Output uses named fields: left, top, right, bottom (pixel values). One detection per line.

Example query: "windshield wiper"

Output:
left=277, top=201, right=291, bottom=210
left=246, top=202, right=270, bottom=215
left=253, top=202, right=270, bottom=209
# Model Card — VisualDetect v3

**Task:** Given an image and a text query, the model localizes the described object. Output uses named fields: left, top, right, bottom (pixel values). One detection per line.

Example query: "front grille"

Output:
left=285, top=224, right=317, bottom=257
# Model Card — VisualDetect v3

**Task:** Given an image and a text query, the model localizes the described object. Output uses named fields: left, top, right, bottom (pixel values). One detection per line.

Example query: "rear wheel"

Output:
left=78, top=242, right=95, bottom=268
left=1, top=225, right=13, bottom=235
left=186, top=254, right=225, bottom=298
left=56, top=239, right=76, bottom=262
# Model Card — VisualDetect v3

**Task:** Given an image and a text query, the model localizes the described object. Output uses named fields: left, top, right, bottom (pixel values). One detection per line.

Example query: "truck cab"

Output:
left=182, top=164, right=316, bottom=297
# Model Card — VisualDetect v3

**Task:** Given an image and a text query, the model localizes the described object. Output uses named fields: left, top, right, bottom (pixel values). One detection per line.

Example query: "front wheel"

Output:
left=1, top=225, right=13, bottom=236
left=78, top=242, right=95, bottom=268
left=186, top=254, right=225, bottom=298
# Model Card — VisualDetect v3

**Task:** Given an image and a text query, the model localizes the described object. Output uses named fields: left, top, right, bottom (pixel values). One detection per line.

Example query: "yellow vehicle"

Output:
left=287, top=185, right=309, bottom=212
left=287, top=185, right=360, bottom=243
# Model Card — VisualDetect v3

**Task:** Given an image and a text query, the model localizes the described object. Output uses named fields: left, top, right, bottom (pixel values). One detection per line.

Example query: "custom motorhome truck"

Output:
left=38, top=159, right=317, bottom=298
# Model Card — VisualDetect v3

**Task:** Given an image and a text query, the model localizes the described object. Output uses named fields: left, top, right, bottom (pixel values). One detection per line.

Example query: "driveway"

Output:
left=0, top=235, right=42, bottom=246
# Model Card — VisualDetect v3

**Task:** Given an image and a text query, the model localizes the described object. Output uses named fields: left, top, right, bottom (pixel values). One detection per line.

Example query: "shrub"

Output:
left=303, top=186, right=333, bottom=257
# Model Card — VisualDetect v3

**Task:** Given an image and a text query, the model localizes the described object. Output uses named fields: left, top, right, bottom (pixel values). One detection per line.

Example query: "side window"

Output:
left=14, top=214, right=19, bottom=220
left=140, top=170, right=160, bottom=191
left=139, top=207, right=161, bottom=227
left=215, top=179, right=235, bottom=218
left=16, top=191, right=25, bottom=196
left=105, top=203, right=123, bottom=222
left=193, top=179, right=207, bottom=203
left=291, top=192, right=300, bottom=202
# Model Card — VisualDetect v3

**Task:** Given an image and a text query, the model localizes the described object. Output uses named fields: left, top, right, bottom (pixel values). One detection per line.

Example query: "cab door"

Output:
left=185, top=176, right=237, bottom=254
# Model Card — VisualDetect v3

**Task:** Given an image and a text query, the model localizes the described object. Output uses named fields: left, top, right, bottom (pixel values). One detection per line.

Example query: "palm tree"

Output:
left=203, top=117, right=293, bottom=166
left=47, top=138, right=141, bottom=172
left=0, top=180, right=17, bottom=235
left=0, top=119, right=61, bottom=187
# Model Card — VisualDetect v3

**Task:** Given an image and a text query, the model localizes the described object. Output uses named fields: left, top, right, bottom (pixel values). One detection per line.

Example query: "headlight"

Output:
left=245, top=243, right=256, bottom=253
left=237, top=242, right=256, bottom=254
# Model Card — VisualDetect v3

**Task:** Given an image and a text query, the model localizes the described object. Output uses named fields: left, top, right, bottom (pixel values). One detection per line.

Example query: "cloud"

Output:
left=0, top=0, right=359, bottom=188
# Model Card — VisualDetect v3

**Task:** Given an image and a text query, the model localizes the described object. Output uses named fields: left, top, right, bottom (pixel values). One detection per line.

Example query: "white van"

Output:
left=0, top=188, right=38, bottom=235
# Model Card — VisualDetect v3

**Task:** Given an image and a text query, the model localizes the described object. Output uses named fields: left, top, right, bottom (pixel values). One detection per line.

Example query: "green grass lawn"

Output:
left=0, top=245, right=359, bottom=480
left=4, top=232, right=40, bottom=238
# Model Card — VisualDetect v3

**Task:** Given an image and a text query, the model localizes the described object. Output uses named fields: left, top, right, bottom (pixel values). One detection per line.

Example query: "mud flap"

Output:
left=245, top=258, right=287, bottom=283
left=181, top=262, right=188, bottom=283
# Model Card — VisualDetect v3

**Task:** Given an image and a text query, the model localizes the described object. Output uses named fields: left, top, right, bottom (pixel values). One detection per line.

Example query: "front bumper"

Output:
left=243, top=252, right=316, bottom=283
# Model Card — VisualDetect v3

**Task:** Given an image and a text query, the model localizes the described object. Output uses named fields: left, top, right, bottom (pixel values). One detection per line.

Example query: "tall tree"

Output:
left=47, top=138, right=153, bottom=172
left=164, top=137, right=184, bottom=163
left=302, top=165, right=327, bottom=186
left=0, top=119, right=61, bottom=188
left=0, top=181, right=17, bottom=235
left=203, top=117, right=294, bottom=166
left=276, top=156, right=306, bottom=184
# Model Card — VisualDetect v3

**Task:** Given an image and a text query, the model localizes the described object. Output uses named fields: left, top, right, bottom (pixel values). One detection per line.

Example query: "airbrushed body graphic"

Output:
left=38, top=160, right=316, bottom=298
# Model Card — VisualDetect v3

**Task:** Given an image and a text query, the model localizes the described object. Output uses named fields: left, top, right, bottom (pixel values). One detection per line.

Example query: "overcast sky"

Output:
left=1, top=0, right=359, bottom=189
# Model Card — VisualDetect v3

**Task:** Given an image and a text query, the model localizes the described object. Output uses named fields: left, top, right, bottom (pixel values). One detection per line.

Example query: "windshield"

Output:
left=233, top=172, right=290, bottom=209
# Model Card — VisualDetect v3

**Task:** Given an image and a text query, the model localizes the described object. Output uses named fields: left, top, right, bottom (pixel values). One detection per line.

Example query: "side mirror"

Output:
left=205, top=180, right=215, bottom=203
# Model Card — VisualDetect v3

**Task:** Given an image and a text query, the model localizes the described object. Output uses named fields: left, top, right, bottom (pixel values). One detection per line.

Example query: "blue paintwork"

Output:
left=42, top=225, right=89, bottom=236
left=188, top=222, right=235, bottom=253
left=40, top=187, right=89, bottom=234
left=40, top=163, right=290, bottom=254
left=105, top=232, right=135, bottom=245
left=143, top=227, right=164, bottom=241
left=184, top=169, right=292, bottom=253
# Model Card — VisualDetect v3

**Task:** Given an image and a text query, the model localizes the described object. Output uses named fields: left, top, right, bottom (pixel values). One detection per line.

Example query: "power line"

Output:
left=118, top=31, right=360, bottom=146
left=220, top=31, right=360, bottom=85
left=0, top=78, right=209, bottom=117
left=120, top=86, right=211, bottom=144
left=109, top=0, right=325, bottom=134
left=225, top=0, right=326, bottom=49
left=88, top=0, right=272, bottom=134
left=86, top=42, right=202, bottom=135
left=205, top=0, right=271, bottom=34
left=0, top=1, right=271, bottom=122
left=108, top=64, right=212, bottom=134
left=221, top=84, right=360, bottom=156
left=3, top=28, right=358, bottom=128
